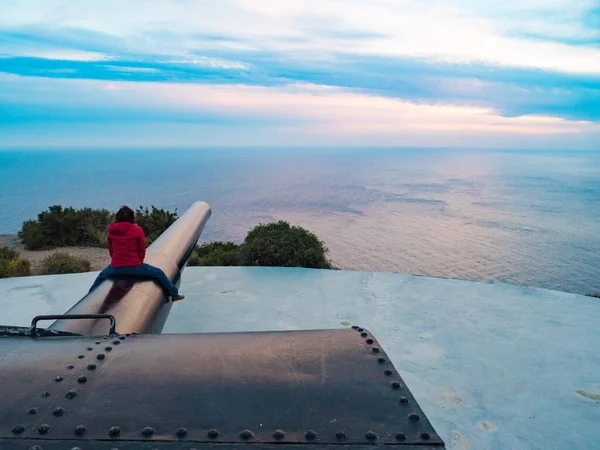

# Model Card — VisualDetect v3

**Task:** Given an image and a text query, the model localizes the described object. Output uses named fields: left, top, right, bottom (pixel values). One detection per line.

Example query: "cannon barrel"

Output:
left=48, top=201, right=211, bottom=336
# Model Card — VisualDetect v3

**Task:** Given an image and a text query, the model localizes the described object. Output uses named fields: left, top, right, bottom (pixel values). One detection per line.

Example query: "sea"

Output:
left=0, top=147, right=598, bottom=295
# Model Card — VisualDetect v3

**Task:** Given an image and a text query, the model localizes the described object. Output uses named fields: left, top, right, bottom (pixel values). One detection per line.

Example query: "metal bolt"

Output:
left=378, top=357, right=386, bottom=363
left=38, top=424, right=51, bottom=434
left=27, top=407, right=38, bottom=415
left=421, top=432, right=431, bottom=440
left=109, top=426, right=121, bottom=437
left=53, top=406, right=65, bottom=417
left=29, top=446, right=43, bottom=450
left=384, top=369, right=393, bottom=376
left=365, top=431, right=377, bottom=440
left=87, top=347, right=93, bottom=351
left=351, top=325, right=358, bottom=329
left=360, top=332, right=368, bottom=337
left=176, top=427, right=188, bottom=438
left=395, top=432, right=406, bottom=441
left=87, top=364, right=97, bottom=371
left=113, top=340, right=121, bottom=345
left=239, top=429, right=253, bottom=439
left=66, top=390, right=77, bottom=399
left=78, top=375, right=87, bottom=384
left=366, top=338, right=374, bottom=344
left=409, top=413, right=420, bottom=421
left=95, top=341, right=101, bottom=344
left=391, top=381, right=401, bottom=389
left=357, top=327, right=364, bottom=332
left=55, top=376, right=64, bottom=382
left=97, top=353, right=106, bottom=360
left=119, top=335, right=126, bottom=340
left=66, top=364, right=74, bottom=370
left=273, top=430, right=285, bottom=440
left=105, top=346, right=113, bottom=351
left=142, top=426, right=154, bottom=437
left=399, top=396, right=409, bottom=404
left=207, top=428, right=219, bottom=438
left=41, top=390, right=50, bottom=398
left=77, top=354, right=84, bottom=359
left=335, top=431, right=347, bottom=440
left=74, top=425, right=86, bottom=435
left=12, top=424, right=25, bottom=434
left=305, top=430, right=317, bottom=440
left=371, top=347, right=380, bottom=353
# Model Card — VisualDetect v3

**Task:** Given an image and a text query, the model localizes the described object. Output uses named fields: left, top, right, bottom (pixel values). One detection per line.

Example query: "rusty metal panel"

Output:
left=0, top=327, right=445, bottom=448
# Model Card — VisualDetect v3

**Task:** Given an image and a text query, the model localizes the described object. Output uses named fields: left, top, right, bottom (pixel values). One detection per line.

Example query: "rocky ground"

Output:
left=0, top=234, right=109, bottom=275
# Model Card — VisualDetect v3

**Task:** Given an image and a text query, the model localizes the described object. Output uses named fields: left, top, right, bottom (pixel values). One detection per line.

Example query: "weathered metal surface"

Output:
left=47, top=201, right=211, bottom=336
left=0, top=328, right=445, bottom=448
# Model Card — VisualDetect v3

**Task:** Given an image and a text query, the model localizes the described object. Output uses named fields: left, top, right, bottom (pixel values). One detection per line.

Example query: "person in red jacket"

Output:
left=88, top=205, right=185, bottom=301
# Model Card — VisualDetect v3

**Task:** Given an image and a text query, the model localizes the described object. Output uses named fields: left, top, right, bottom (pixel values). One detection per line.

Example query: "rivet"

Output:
left=70, top=447, right=82, bottom=450
left=391, top=381, right=401, bottom=389
left=357, top=327, right=364, bottom=332
left=74, top=425, right=86, bottom=435
left=305, top=430, right=317, bottom=440
left=335, top=431, right=347, bottom=440
left=176, top=427, right=188, bottom=438
left=126, top=333, right=131, bottom=337
left=29, top=446, right=43, bottom=450
left=409, top=413, right=420, bottom=421
left=421, top=432, right=431, bottom=440
left=366, top=338, right=374, bottom=344
left=102, top=336, right=109, bottom=340
left=38, top=424, right=51, bottom=434
left=53, top=406, right=65, bottom=417
left=360, top=332, right=368, bottom=337
left=109, top=426, right=121, bottom=437
left=399, top=396, right=409, bottom=404
left=77, top=354, right=84, bottom=359
left=384, top=369, right=393, bottom=376
left=273, top=430, right=285, bottom=439
left=97, top=353, right=106, bottom=360
left=55, top=376, right=64, bottom=382
left=95, top=341, right=101, bottom=344
left=351, top=325, right=358, bottom=329
left=66, top=364, right=74, bottom=370
left=365, top=431, right=377, bottom=440
left=41, top=390, right=50, bottom=397
left=119, top=335, right=126, bottom=340
left=78, top=375, right=87, bottom=384
left=109, top=334, right=115, bottom=338
left=395, top=432, right=406, bottom=441
left=66, top=390, right=77, bottom=399
left=142, top=426, right=154, bottom=437
left=207, top=428, right=219, bottom=439
left=87, top=347, right=93, bottom=351
left=105, top=346, right=113, bottom=351
left=12, top=424, right=25, bottom=434
left=27, top=407, right=38, bottom=415
left=239, top=429, right=253, bottom=440
left=87, top=364, right=97, bottom=370
left=371, top=347, right=380, bottom=353
left=378, top=357, right=386, bottom=363
left=113, top=340, right=121, bottom=345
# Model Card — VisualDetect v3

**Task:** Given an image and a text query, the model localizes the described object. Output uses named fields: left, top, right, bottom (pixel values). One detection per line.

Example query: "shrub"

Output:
left=187, top=252, right=201, bottom=266
left=238, top=221, right=331, bottom=269
left=587, top=293, right=600, bottom=299
left=42, top=252, right=91, bottom=275
left=0, top=246, right=19, bottom=261
left=0, top=259, right=10, bottom=279
left=196, top=242, right=241, bottom=266
left=8, top=256, right=31, bottom=277
left=136, top=206, right=178, bottom=245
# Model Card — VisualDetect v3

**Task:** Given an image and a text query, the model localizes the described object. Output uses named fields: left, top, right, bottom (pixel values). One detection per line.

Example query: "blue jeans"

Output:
left=89, top=263, right=179, bottom=297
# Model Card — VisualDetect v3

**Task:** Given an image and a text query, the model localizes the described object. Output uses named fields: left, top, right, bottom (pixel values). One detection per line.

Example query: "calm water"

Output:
left=0, top=147, right=598, bottom=295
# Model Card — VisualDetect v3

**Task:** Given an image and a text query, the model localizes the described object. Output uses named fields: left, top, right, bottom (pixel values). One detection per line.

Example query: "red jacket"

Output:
left=107, top=222, right=146, bottom=268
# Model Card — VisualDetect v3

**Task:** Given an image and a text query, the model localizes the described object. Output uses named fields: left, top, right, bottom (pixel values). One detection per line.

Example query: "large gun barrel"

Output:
left=47, top=201, right=211, bottom=336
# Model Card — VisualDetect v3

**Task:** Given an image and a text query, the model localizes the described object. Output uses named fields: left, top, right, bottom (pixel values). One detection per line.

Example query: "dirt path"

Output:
left=0, top=234, right=109, bottom=275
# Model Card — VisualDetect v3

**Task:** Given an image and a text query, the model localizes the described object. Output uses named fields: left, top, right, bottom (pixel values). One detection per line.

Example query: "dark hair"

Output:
left=115, top=205, right=135, bottom=223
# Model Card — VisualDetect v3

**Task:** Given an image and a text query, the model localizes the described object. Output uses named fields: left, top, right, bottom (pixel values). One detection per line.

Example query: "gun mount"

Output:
left=0, top=201, right=445, bottom=449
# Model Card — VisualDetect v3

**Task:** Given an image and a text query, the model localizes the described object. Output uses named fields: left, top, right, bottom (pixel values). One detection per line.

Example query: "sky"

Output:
left=1, top=0, right=600, bottom=149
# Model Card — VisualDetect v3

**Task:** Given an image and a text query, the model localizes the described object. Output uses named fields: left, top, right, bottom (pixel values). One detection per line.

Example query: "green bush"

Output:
left=41, top=252, right=91, bottom=275
left=195, top=242, right=241, bottom=266
left=0, top=246, right=19, bottom=261
left=238, top=221, right=331, bottom=269
left=587, top=293, right=600, bottom=299
left=19, top=205, right=177, bottom=250
left=8, top=256, right=31, bottom=277
left=0, top=259, right=10, bottom=279
left=187, top=252, right=201, bottom=266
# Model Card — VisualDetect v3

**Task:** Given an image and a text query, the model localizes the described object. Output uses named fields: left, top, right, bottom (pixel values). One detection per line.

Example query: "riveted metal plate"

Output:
left=0, top=328, right=445, bottom=448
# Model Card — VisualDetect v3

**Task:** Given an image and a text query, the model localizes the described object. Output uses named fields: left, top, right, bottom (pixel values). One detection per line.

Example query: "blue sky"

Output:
left=1, top=0, right=599, bottom=149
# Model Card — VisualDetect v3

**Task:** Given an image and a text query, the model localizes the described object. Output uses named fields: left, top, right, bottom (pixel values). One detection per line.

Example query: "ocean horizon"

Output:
left=1, top=147, right=599, bottom=295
